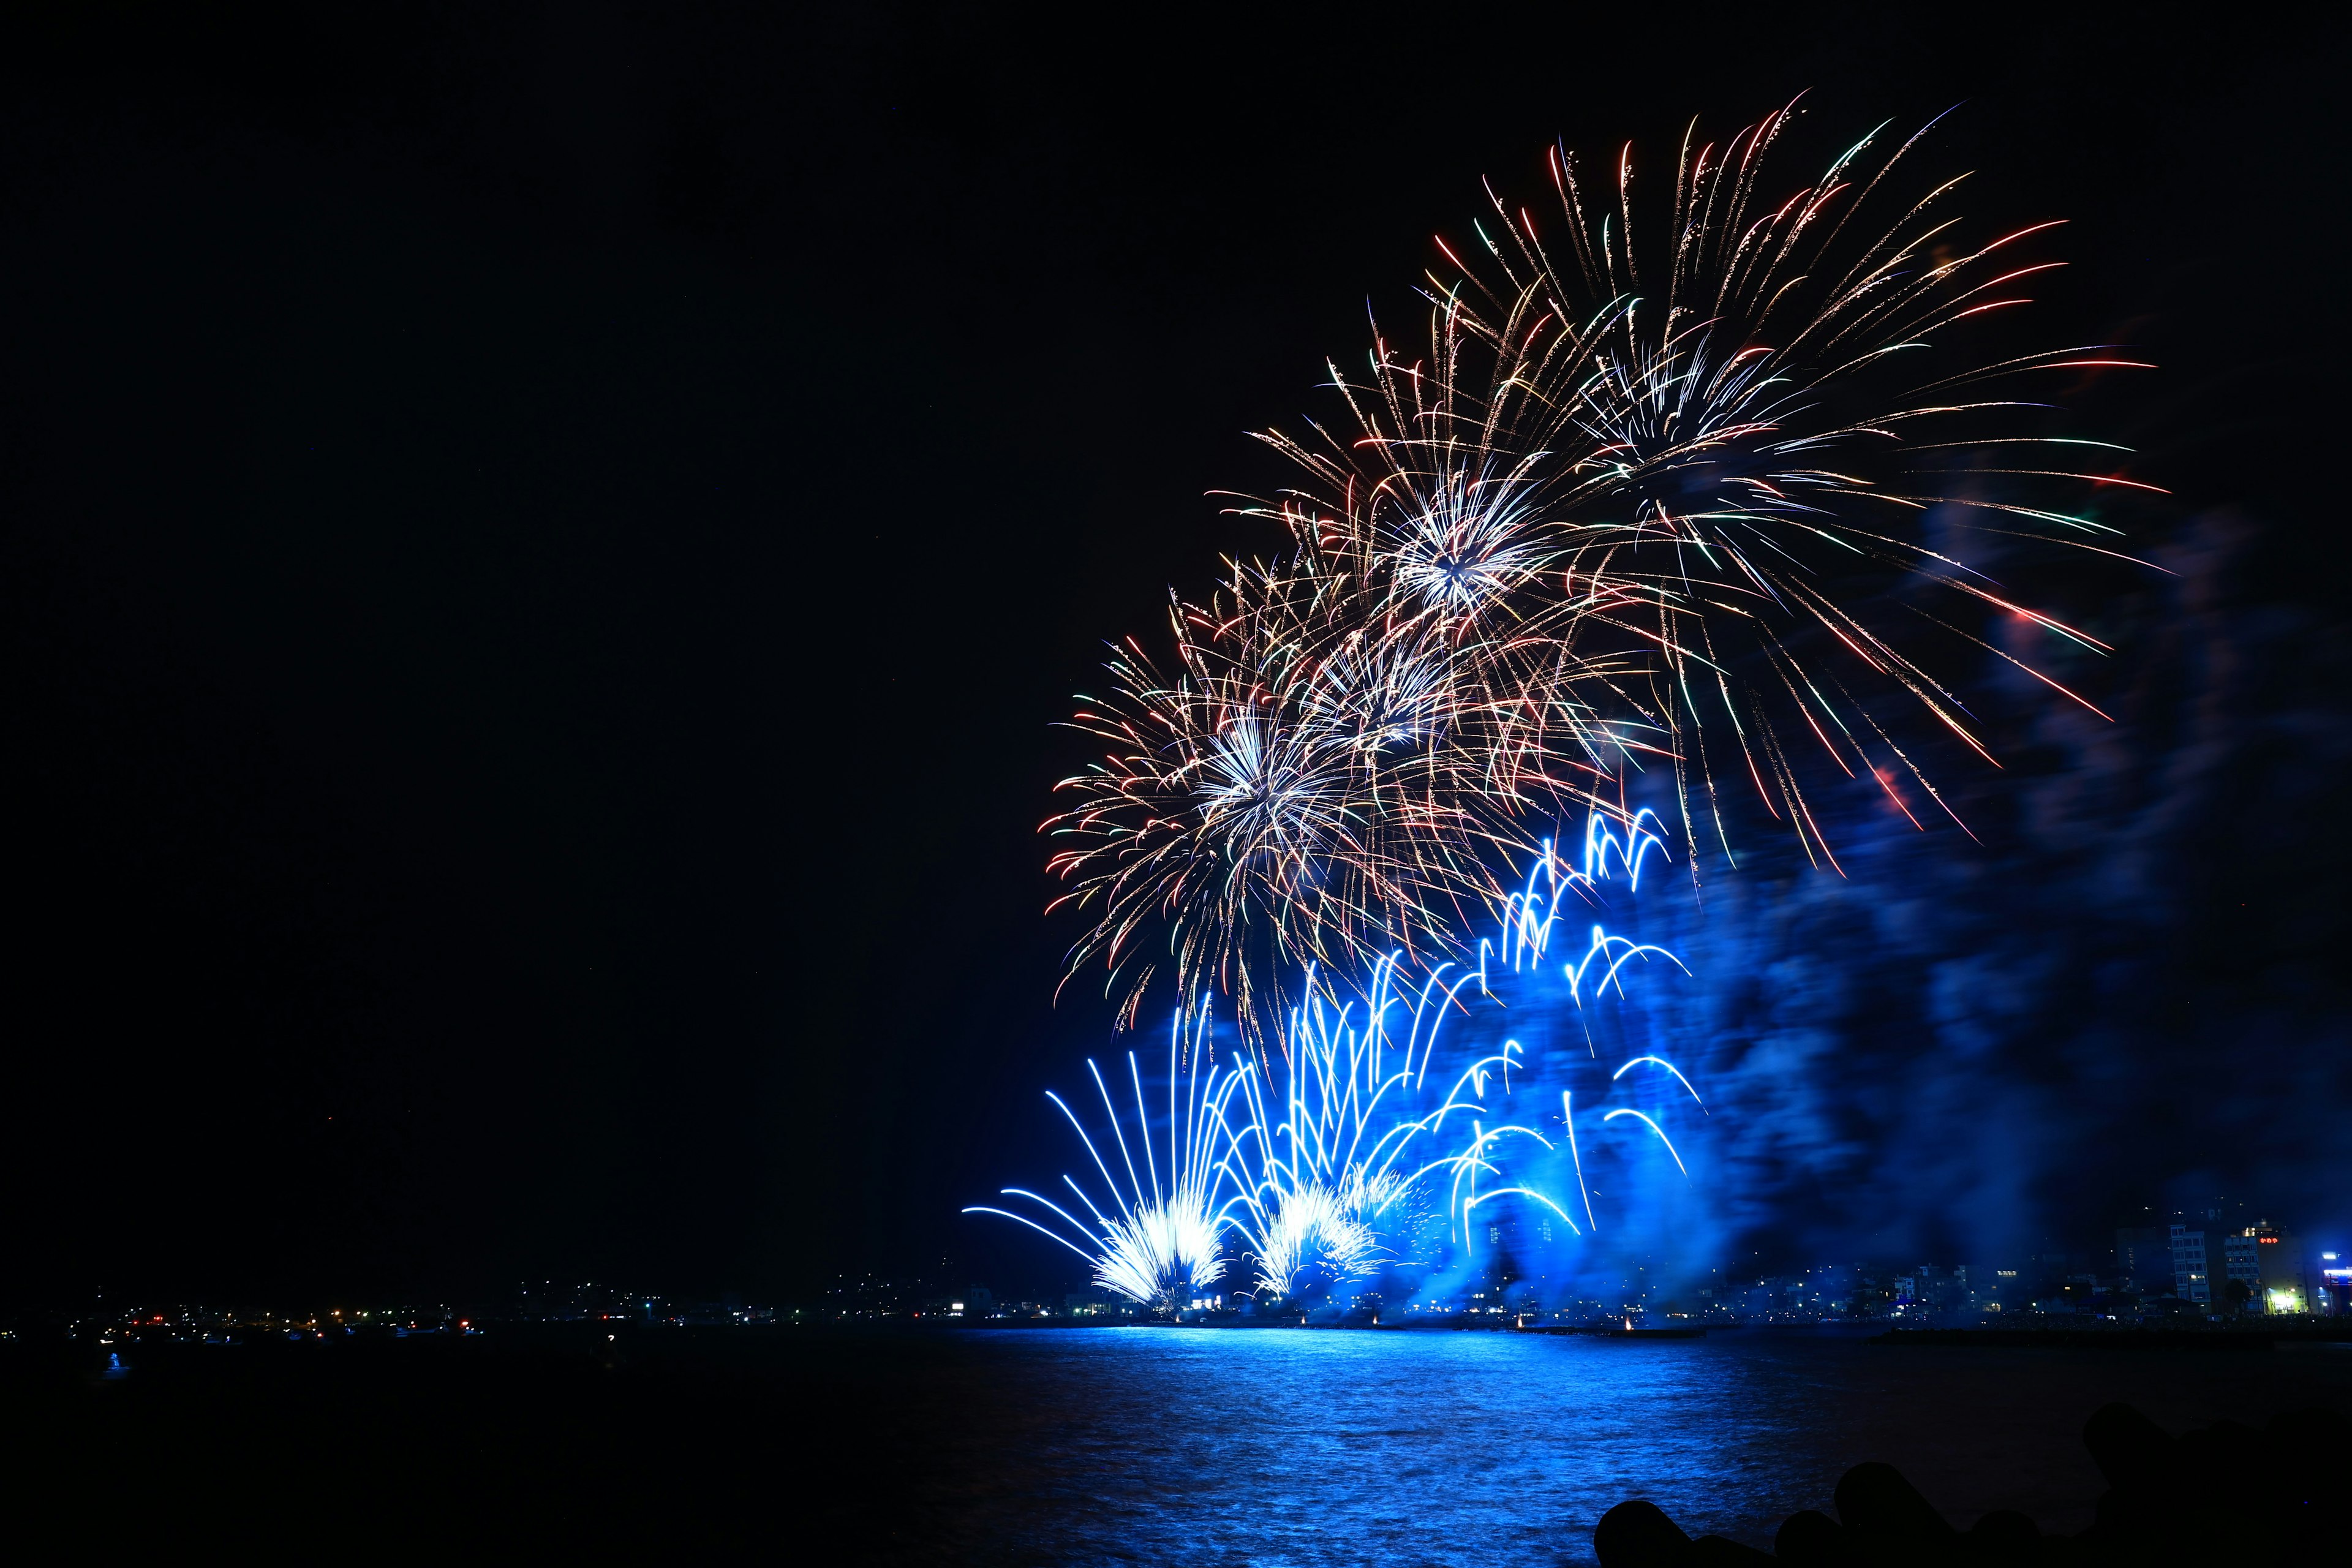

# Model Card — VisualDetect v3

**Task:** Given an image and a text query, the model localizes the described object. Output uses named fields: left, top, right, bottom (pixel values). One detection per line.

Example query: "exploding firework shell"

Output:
left=1046, top=558, right=1549, bottom=1043
left=1050, top=104, right=2147, bottom=1031
left=1392, top=104, right=2146, bottom=865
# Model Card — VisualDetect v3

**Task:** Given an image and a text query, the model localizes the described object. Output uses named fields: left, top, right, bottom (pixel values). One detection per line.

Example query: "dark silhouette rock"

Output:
left=2267, top=1404, right=2351, bottom=1452
left=2078, top=1402, right=2192, bottom=1559
left=1834, top=1460, right=1959, bottom=1558
left=1593, top=1400, right=2348, bottom=1566
left=2267, top=1404, right=2351, bottom=1521
left=1594, top=1499, right=1695, bottom=1566
left=1961, top=1509, right=2038, bottom=1562
left=2177, top=1417, right=2262, bottom=1501
left=1774, top=1509, right=1861, bottom=1564
left=2079, top=1402, right=2177, bottom=1491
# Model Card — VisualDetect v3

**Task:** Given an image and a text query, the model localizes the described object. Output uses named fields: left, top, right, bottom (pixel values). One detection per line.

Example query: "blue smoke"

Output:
left=1598, top=511, right=2352, bottom=1284
left=1365, top=511, right=2351, bottom=1307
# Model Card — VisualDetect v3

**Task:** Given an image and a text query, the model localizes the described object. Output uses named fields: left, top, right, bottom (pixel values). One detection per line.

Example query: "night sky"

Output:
left=2, top=6, right=2342, bottom=1306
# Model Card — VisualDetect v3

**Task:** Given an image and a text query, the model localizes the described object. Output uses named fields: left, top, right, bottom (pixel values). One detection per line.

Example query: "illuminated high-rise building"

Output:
left=2223, top=1231, right=2262, bottom=1306
left=2168, top=1224, right=2211, bottom=1305
left=2239, top=1222, right=2307, bottom=1314
left=2320, top=1253, right=2351, bottom=1316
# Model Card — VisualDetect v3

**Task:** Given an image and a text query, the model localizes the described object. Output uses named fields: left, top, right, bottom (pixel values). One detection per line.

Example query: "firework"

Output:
left=1051, top=104, right=2146, bottom=1030
left=962, top=1010, right=1242, bottom=1312
left=1218, top=958, right=1552, bottom=1300
left=1044, top=559, right=1474, bottom=1041
left=978, top=813, right=1706, bottom=1311
left=1410, top=102, right=2152, bottom=869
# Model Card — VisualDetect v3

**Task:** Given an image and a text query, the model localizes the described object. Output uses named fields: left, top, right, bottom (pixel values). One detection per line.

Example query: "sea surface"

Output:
left=808, top=1325, right=2352, bottom=1565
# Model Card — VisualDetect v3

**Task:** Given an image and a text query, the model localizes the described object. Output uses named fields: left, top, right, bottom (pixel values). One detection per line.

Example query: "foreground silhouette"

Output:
left=1595, top=1403, right=2348, bottom=1564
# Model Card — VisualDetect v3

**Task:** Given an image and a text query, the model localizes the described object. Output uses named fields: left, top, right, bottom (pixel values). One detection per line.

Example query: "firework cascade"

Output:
left=981, top=105, right=2146, bottom=1311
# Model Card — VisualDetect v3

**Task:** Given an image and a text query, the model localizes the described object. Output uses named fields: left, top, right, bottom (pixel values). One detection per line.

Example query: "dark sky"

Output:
left=1, top=4, right=2342, bottom=1305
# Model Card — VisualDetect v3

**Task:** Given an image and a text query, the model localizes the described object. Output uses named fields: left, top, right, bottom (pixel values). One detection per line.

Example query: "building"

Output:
left=2320, top=1253, right=2351, bottom=1316
left=2115, top=1225, right=2172, bottom=1294
left=1975, top=1265, right=2025, bottom=1316
left=2242, top=1223, right=2306, bottom=1314
left=2168, top=1224, right=2211, bottom=1305
left=2222, top=1231, right=2263, bottom=1308
left=2212, top=1220, right=2310, bottom=1314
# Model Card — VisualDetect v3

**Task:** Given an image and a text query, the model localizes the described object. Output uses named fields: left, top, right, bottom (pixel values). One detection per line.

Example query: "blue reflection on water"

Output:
left=888, top=1327, right=2352, bottom=1566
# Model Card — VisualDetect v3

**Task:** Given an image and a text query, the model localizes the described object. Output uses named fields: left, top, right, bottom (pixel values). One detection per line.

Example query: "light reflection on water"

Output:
left=867, top=1327, right=2352, bottom=1565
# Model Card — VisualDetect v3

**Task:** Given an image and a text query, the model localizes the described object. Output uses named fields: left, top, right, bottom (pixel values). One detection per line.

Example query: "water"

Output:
left=811, top=1326, right=2352, bottom=1564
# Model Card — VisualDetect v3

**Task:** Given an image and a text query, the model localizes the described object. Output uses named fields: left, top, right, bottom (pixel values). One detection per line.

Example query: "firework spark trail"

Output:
left=1215, top=812, right=1708, bottom=1291
left=978, top=814, right=1708, bottom=1306
left=1219, top=971, right=1558, bottom=1298
left=1438, top=103, right=2155, bottom=869
left=1049, top=106, right=2147, bottom=1034
left=964, top=958, right=1581, bottom=1306
left=1044, top=560, right=1507, bottom=1041
left=962, top=1009, right=1242, bottom=1311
